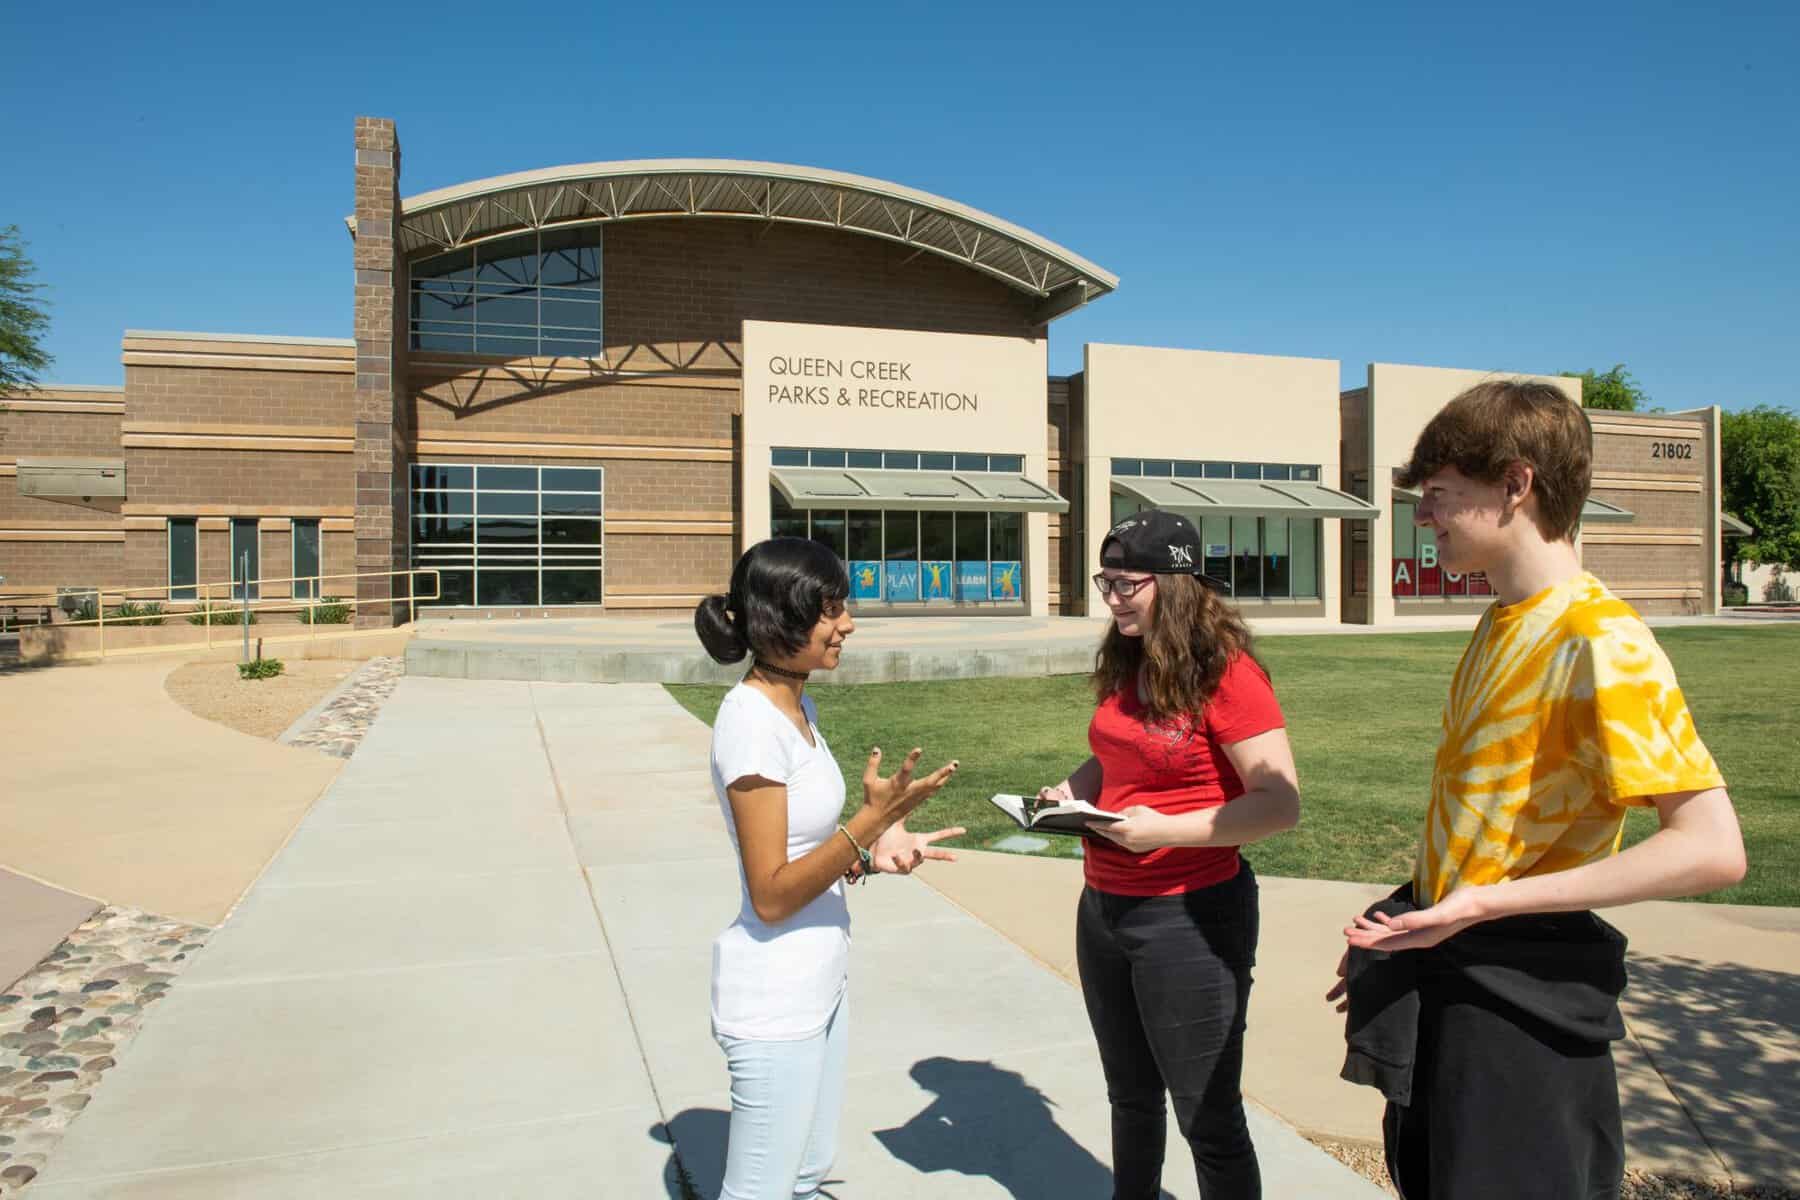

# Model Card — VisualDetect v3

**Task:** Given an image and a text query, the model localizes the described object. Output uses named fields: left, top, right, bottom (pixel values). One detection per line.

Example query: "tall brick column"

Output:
left=351, top=117, right=407, bottom=627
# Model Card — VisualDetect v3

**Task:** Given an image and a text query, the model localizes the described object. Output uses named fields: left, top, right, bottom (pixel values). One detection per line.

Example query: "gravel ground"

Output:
left=1304, top=1136, right=1794, bottom=1199
left=163, top=658, right=361, bottom=740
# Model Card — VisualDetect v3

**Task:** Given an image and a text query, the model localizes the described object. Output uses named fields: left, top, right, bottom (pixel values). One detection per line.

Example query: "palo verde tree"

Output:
left=0, top=225, right=53, bottom=397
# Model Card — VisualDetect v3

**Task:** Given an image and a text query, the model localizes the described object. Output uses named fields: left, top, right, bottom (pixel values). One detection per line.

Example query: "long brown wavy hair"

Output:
left=1093, top=572, right=1259, bottom=723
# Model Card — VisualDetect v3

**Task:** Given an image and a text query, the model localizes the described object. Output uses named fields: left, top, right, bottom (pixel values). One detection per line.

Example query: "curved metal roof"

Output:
left=387, top=159, right=1118, bottom=322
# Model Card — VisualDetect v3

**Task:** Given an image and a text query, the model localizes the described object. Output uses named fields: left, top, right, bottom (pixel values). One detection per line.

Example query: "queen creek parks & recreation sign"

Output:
left=764, top=355, right=979, bottom=412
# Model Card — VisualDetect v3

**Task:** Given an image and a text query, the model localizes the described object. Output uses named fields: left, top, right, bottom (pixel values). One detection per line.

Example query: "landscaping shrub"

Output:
left=113, top=600, right=166, bottom=626
left=298, top=596, right=352, bottom=624
left=237, top=657, right=284, bottom=680
left=186, top=608, right=258, bottom=627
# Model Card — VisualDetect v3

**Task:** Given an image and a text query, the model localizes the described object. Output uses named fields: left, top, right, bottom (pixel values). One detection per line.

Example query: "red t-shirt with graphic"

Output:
left=1083, top=653, right=1285, bottom=897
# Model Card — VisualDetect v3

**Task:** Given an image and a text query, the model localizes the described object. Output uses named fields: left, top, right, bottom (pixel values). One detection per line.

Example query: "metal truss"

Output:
left=385, top=161, right=1118, bottom=322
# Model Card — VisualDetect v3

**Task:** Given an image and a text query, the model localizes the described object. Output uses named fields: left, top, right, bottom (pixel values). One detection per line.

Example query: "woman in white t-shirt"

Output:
left=694, top=536, right=963, bottom=1200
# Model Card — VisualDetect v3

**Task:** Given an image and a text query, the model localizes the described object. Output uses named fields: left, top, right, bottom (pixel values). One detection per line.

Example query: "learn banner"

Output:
left=956, top=561, right=989, bottom=601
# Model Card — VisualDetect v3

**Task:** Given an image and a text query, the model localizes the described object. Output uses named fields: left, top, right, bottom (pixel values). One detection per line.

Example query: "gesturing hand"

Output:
left=1325, top=949, right=1349, bottom=1013
left=1343, top=886, right=1487, bottom=953
left=872, top=819, right=966, bottom=875
left=862, top=747, right=958, bottom=824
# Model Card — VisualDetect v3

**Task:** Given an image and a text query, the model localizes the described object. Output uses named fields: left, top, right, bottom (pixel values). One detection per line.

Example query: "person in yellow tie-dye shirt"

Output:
left=1327, top=380, right=1744, bottom=1200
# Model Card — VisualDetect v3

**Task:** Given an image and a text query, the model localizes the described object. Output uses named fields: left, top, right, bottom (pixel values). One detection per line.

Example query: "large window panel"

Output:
left=770, top=487, right=808, bottom=540
left=1231, top=516, right=1260, bottom=598
left=231, top=518, right=260, bottom=600
left=1201, top=515, right=1231, bottom=591
left=1291, top=521, right=1320, bottom=598
left=293, top=519, right=321, bottom=601
left=810, top=512, right=847, bottom=559
left=168, top=518, right=197, bottom=601
left=1262, top=518, right=1290, bottom=599
left=410, top=229, right=602, bottom=358
left=411, top=462, right=605, bottom=607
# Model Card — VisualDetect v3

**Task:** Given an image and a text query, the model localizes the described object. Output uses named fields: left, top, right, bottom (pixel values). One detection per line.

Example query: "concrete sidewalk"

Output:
left=30, top=679, right=1385, bottom=1198
left=926, top=852, right=1800, bottom=1189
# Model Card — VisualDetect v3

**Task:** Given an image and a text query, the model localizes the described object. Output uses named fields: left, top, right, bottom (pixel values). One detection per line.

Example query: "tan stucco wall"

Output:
left=740, top=320, right=1053, bottom=615
left=1363, top=363, right=1581, bottom=625
left=1080, top=344, right=1344, bottom=619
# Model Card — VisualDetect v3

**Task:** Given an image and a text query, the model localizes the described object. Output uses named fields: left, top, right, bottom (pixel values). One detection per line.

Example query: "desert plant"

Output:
left=113, top=600, right=166, bottom=626
left=1723, top=582, right=1749, bottom=607
left=237, top=657, right=284, bottom=680
left=68, top=596, right=100, bottom=623
left=1768, top=574, right=1795, bottom=604
left=298, top=596, right=352, bottom=624
left=186, top=607, right=258, bottom=626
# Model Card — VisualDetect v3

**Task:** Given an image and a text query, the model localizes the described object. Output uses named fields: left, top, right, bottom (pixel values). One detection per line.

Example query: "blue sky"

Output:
left=6, top=1, right=1795, bottom=409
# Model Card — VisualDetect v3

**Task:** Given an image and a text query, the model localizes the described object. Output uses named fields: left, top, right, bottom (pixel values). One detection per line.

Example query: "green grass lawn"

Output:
left=667, top=625, right=1800, bottom=906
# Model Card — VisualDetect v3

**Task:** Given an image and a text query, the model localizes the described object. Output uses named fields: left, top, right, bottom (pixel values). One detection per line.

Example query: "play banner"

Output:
left=886, top=560, right=920, bottom=602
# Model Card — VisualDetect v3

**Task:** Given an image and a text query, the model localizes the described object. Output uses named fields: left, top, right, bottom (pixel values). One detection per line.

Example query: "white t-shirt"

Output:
left=709, top=683, right=851, bottom=1041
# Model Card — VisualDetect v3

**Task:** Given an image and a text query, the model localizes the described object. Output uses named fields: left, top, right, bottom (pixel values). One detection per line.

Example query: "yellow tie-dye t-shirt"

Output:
left=1413, top=572, right=1724, bottom=904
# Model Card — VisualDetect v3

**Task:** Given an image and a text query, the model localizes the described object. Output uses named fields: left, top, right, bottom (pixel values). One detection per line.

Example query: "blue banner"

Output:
left=921, top=561, right=953, bottom=600
left=850, top=561, right=882, bottom=602
left=956, top=560, right=989, bottom=601
left=886, top=560, right=920, bottom=602
left=989, top=561, right=1022, bottom=601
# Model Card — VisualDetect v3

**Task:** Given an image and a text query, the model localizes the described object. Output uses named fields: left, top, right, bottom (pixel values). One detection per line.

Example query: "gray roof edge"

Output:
left=125, top=330, right=356, bottom=347
left=397, top=159, right=1118, bottom=292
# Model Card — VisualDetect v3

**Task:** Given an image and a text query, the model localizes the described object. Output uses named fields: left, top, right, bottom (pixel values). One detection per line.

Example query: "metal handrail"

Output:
left=0, top=567, right=440, bottom=659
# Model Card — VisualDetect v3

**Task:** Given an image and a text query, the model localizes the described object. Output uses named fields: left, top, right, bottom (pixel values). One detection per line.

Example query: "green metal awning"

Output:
left=1113, top=477, right=1380, bottom=520
left=1391, top=487, right=1634, bottom=524
left=771, top=466, right=1068, bottom=513
left=1722, top=512, right=1754, bottom=537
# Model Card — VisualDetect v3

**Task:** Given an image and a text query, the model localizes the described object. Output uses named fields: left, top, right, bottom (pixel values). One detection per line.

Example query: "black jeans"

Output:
left=1076, top=865, right=1261, bottom=1200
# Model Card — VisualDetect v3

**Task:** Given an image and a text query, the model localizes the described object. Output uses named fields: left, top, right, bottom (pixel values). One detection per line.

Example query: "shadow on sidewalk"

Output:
left=1621, top=955, right=1800, bottom=1184
left=657, top=1057, right=1167, bottom=1199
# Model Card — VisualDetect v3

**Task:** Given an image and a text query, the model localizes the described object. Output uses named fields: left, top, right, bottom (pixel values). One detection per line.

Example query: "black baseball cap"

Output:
left=1100, top=509, right=1231, bottom=590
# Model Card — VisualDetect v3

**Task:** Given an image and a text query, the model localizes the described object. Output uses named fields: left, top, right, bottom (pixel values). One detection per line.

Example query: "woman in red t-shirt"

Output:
left=1038, top=509, right=1300, bottom=1200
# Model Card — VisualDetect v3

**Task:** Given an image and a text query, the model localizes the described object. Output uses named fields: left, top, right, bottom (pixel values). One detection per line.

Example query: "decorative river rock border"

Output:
left=284, top=655, right=404, bottom=759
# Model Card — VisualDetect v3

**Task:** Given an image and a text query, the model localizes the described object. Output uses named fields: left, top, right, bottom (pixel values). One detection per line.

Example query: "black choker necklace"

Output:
left=750, top=659, right=810, bottom=682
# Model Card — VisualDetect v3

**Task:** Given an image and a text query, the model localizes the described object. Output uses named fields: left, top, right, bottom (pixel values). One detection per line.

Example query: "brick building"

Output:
left=0, top=115, right=1730, bottom=627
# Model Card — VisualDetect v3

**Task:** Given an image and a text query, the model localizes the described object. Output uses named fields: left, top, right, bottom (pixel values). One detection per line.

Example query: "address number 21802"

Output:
left=1650, top=442, right=1694, bottom=460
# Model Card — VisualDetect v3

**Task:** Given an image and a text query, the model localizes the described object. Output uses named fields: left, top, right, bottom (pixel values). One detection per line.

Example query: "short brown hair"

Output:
left=1396, top=379, right=1593, bottom=541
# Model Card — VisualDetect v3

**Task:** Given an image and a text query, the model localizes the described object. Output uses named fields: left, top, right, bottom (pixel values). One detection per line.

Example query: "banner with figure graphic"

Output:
left=989, top=561, right=1022, bottom=602
left=850, top=561, right=882, bottom=602
left=922, top=561, right=952, bottom=600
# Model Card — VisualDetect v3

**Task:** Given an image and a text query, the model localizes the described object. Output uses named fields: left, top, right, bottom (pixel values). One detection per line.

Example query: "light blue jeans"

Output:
left=714, top=996, right=849, bottom=1200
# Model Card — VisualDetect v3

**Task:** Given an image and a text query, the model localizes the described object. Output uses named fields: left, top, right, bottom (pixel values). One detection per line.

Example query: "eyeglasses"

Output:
left=1092, top=573, right=1155, bottom=599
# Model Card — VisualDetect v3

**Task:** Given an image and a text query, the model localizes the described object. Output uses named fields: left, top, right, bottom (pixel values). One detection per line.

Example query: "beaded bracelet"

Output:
left=837, top=823, right=874, bottom=882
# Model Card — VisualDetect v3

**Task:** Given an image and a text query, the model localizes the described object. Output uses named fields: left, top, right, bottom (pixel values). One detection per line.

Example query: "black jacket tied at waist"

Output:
left=1340, top=884, right=1629, bottom=1106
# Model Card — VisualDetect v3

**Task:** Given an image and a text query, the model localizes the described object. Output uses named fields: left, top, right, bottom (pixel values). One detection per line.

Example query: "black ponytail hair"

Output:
left=695, top=537, right=851, bottom=664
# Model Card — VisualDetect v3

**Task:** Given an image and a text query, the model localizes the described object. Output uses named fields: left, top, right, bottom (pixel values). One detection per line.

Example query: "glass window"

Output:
left=477, top=491, right=538, bottom=516
left=414, top=464, right=473, bottom=489
left=543, top=570, right=602, bottom=604
left=477, top=571, right=539, bottom=606
left=921, top=512, right=954, bottom=560
left=954, top=511, right=988, bottom=562
left=1263, top=464, right=1292, bottom=481
left=1143, top=460, right=1174, bottom=477
left=477, top=518, right=535, bottom=545
left=543, top=519, right=603, bottom=546
left=1174, top=461, right=1204, bottom=478
left=989, top=454, right=1023, bottom=473
left=1417, top=526, right=1441, bottom=596
left=541, top=493, right=602, bottom=517
left=920, top=452, right=954, bottom=471
left=168, top=518, right=197, bottom=601
left=1233, top=463, right=1261, bottom=480
left=1111, top=493, right=1141, bottom=526
left=293, top=519, right=321, bottom=601
left=847, top=450, right=883, bottom=469
left=953, top=453, right=988, bottom=472
left=1201, top=515, right=1231, bottom=590
left=884, top=512, right=918, bottom=560
left=410, top=229, right=602, bottom=358
left=1292, top=520, right=1319, bottom=598
left=771, top=448, right=807, bottom=467
left=413, top=516, right=474, bottom=545
left=1111, top=458, right=1142, bottom=476
left=810, top=449, right=847, bottom=468
left=771, top=488, right=808, bottom=540
left=230, top=518, right=260, bottom=600
left=478, top=466, right=537, bottom=491
left=810, top=511, right=846, bottom=558
left=848, top=510, right=882, bottom=560
left=412, top=490, right=473, bottom=516
left=1203, top=462, right=1232, bottom=479
left=1262, top=518, right=1290, bottom=598
left=541, top=467, right=602, bottom=492
left=434, top=569, right=475, bottom=607
left=883, top=451, right=920, bottom=470
left=991, top=512, right=1022, bottom=562
left=1231, top=516, right=1260, bottom=598
left=1393, top=501, right=1417, bottom=559
left=1294, top=465, right=1321, bottom=481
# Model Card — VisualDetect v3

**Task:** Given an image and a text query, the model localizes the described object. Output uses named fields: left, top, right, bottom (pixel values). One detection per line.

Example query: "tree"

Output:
left=1563, top=364, right=1650, bottom=412
left=0, top=225, right=53, bottom=396
left=1721, top=405, right=1800, bottom=570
